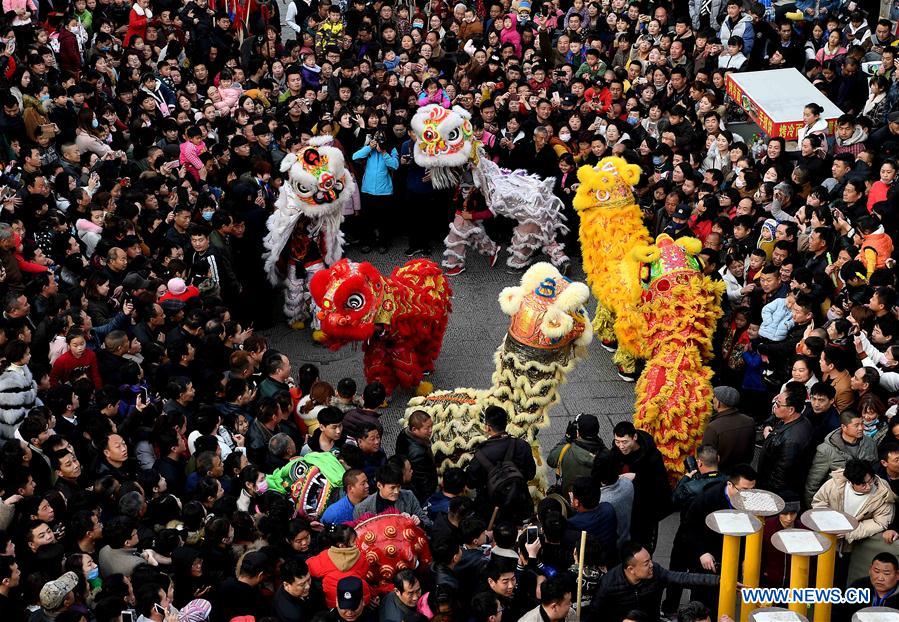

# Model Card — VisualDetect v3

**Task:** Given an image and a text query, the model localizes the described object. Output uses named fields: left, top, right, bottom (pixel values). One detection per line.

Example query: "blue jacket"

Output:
left=353, top=145, right=399, bottom=196
left=321, top=494, right=356, bottom=525
left=719, top=14, right=755, bottom=55
left=564, top=502, right=619, bottom=563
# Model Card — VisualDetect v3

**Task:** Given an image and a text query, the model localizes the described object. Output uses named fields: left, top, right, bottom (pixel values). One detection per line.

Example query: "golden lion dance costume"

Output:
left=574, top=156, right=724, bottom=479
left=572, top=157, right=651, bottom=379
left=310, top=258, right=451, bottom=397
left=353, top=509, right=432, bottom=594
left=263, top=137, right=357, bottom=330
left=405, top=263, right=592, bottom=493
left=411, top=104, right=569, bottom=270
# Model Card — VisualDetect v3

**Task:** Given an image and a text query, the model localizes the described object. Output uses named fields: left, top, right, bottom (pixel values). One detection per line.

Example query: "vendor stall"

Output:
left=725, top=68, right=844, bottom=141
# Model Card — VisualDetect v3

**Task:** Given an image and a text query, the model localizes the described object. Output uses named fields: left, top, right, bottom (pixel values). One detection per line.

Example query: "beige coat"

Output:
left=811, top=469, right=896, bottom=549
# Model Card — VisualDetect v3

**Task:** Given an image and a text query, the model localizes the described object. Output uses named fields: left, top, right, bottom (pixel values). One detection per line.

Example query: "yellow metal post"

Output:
left=740, top=527, right=764, bottom=622
left=788, top=555, right=810, bottom=616
left=719, top=534, right=741, bottom=620
left=813, top=533, right=838, bottom=621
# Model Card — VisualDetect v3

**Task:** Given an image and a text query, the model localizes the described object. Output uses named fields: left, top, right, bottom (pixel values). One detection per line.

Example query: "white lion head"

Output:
left=411, top=105, right=474, bottom=188
left=279, top=136, right=352, bottom=218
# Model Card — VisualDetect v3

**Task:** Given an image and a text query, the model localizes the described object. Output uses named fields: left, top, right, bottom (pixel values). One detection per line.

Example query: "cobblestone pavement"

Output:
left=263, top=241, right=679, bottom=565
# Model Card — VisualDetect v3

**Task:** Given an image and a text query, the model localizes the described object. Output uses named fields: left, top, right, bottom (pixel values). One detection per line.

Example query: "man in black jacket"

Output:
left=611, top=421, right=673, bottom=553
left=681, top=464, right=758, bottom=610
left=466, top=406, right=537, bottom=523
left=394, top=410, right=438, bottom=504
left=589, top=541, right=720, bottom=622
left=757, top=382, right=814, bottom=497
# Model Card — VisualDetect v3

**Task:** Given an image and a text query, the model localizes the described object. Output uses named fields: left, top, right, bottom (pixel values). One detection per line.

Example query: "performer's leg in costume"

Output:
left=542, top=237, right=569, bottom=269
left=443, top=215, right=496, bottom=268
left=507, top=221, right=540, bottom=269
left=283, top=262, right=308, bottom=329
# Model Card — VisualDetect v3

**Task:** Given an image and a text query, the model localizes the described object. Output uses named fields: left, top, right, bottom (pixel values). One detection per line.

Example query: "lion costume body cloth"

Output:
left=310, top=258, right=451, bottom=396
left=574, top=156, right=724, bottom=479
left=263, top=137, right=357, bottom=327
left=405, top=263, right=592, bottom=494
left=411, top=104, right=569, bottom=270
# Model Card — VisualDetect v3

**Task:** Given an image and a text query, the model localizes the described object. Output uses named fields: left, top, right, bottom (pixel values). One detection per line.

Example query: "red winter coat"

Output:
left=57, top=28, right=81, bottom=76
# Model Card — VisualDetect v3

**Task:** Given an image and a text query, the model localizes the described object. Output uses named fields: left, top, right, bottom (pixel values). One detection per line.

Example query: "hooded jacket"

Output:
left=307, top=546, right=373, bottom=606
left=805, top=428, right=878, bottom=505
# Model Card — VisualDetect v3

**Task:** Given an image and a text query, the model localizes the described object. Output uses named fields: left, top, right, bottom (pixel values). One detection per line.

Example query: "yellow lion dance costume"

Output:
left=572, top=157, right=650, bottom=378
left=575, top=157, right=724, bottom=479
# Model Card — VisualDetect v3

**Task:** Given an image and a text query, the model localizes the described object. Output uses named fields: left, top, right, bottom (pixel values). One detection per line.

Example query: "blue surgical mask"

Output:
left=40, top=94, right=50, bottom=103
left=627, top=115, right=639, bottom=125
left=652, top=155, right=663, bottom=166
left=86, top=568, right=100, bottom=581
left=91, top=118, right=99, bottom=128
left=201, top=211, right=214, bottom=221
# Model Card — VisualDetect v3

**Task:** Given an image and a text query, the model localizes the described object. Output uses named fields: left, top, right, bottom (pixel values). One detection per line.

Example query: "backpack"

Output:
left=475, top=437, right=529, bottom=505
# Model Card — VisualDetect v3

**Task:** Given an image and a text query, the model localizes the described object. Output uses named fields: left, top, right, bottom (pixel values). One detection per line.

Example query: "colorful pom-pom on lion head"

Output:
left=573, top=156, right=642, bottom=213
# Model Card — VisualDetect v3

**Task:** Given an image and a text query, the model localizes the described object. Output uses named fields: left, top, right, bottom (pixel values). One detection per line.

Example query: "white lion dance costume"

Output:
left=263, top=137, right=357, bottom=329
left=411, top=104, right=569, bottom=270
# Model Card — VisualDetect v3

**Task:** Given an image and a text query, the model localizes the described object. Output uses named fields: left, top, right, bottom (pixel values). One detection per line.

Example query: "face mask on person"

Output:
left=627, top=115, right=639, bottom=125
left=413, top=19, right=424, bottom=28
left=558, top=131, right=571, bottom=142
left=256, top=479, right=268, bottom=494
left=91, top=117, right=99, bottom=128
left=735, top=177, right=746, bottom=189
left=86, top=567, right=100, bottom=581
left=652, top=155, right=663, bottom=166
left=202, top=211, right=214, bottom=221
left=40, top=94, right=50, bottom=103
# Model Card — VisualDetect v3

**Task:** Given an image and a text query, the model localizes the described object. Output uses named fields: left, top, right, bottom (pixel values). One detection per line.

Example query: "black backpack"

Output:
left=475, top=437, right=529, bottom=505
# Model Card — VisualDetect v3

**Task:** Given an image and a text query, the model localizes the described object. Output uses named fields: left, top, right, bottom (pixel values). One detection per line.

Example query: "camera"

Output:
left=373, top=130, right=387, bottom=149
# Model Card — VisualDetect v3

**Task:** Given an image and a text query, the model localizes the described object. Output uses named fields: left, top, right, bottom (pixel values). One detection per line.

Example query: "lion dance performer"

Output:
left=404, top=262, right=592, bottom=495
left=632, top=235, right=724, bottom=480
left=411, top=104, right=569, bottom=271
left=571, top=156, right=651, bottom=381
left=263, top=137, right=357, bottom=331
left=310, top=258, right=451, bottom=397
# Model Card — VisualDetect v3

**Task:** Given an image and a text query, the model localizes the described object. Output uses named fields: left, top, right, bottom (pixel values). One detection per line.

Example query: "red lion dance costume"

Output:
left=353, top=509, right=432, bottom=594
left=632, top=235, right=724, bottom=481
left=310, top=259, right=452, bottom=396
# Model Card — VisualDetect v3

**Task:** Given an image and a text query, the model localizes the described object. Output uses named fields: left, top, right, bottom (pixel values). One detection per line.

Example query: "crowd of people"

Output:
left=3, top=0, right=899, bottom=618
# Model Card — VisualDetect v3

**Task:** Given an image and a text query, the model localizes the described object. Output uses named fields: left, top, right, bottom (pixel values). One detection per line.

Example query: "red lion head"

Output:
left=310, top=259, right=386, bottom=347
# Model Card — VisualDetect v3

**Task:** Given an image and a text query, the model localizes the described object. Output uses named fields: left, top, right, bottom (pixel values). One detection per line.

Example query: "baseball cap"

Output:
left=40, top=572, right=79, bottom=610
left=488, top=54, right=501, bottom=64
left=337, top=577, right=363, bottom=610
left=562, top=93, right=578, bottom=106
left=889, top=111, right=899, bottom=124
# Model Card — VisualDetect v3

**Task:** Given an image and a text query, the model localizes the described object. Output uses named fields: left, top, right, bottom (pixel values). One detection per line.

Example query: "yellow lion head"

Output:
left=572, top=156, right=642, bottom=214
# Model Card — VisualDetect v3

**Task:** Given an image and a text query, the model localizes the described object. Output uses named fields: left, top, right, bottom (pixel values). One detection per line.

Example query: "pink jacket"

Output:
left=213, top=86, right=241, bottom=113
left=500, top=14, right=522, bottom=56
left=417, top=89, right=451, bottom=108
left=180, top=140, right=206, bottom=181
left=2, top=0, right=36, bottom=14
